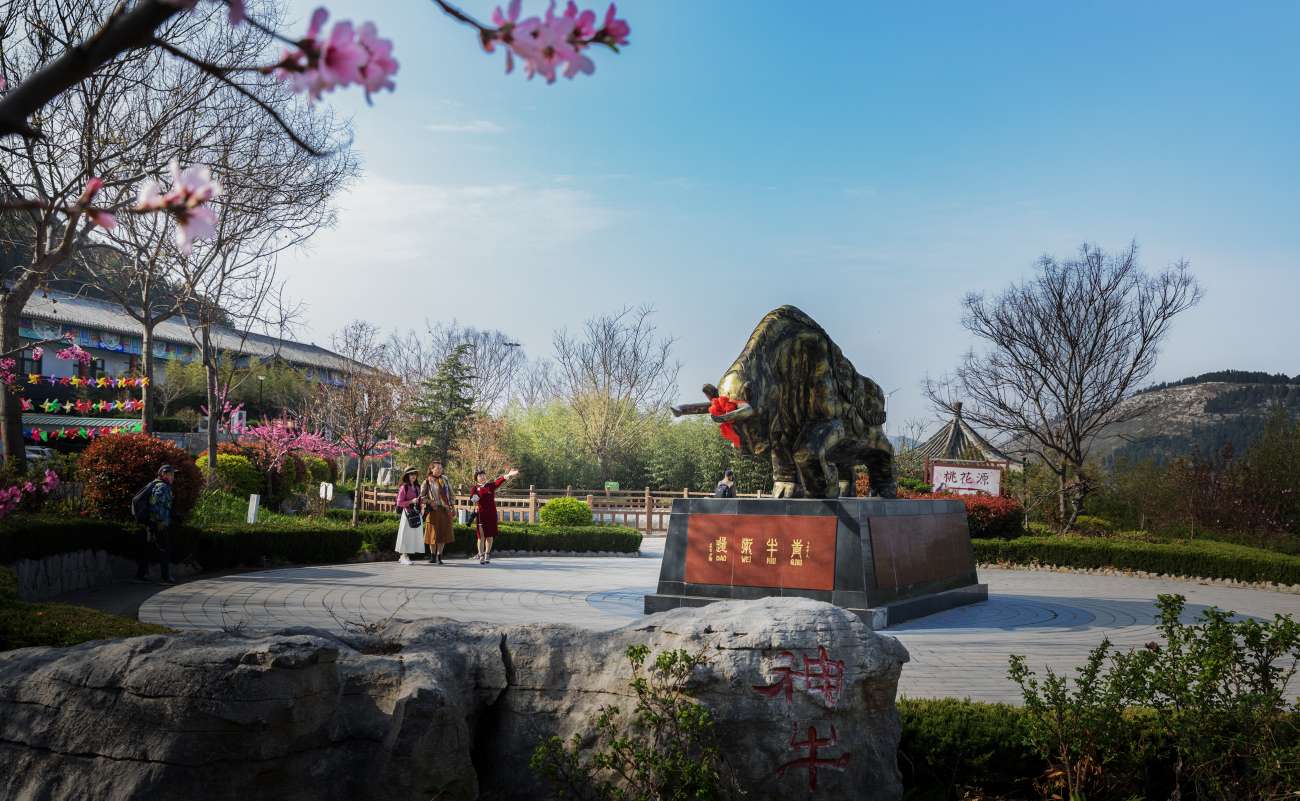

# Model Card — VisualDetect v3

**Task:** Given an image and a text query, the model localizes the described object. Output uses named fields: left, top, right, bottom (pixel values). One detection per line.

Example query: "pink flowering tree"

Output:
left=0, top=468, right=60, bottom=519
left=0, top=0, right=630, bottom=467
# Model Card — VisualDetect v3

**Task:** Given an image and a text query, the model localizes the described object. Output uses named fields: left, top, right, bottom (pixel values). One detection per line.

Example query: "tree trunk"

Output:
left=141, top=321, right=156, bottom=433
left=351, top=451, right=363, bottom=528
left=0, top=288, right=33, bottom=468
left=1057, top=468, right=1067, bottom=525
left=203, top=326, right=218, bottom=477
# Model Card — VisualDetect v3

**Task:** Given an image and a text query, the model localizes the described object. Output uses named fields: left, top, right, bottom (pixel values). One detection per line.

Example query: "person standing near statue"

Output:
left=471, top=467, right=520, bottom=564
left=714, top=468, right=736, bottom=498
left=421, top=462, right=455, bottom=564
left=393, top=468, right=424, bottom=565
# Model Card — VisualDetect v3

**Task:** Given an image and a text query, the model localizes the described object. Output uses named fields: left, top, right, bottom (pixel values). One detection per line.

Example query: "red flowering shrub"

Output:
left=856, top=471, right=1025, bottom=538
left=80, top=434, right=202, bottom=523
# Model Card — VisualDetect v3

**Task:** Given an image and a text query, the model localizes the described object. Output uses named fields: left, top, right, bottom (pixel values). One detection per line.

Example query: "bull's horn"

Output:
left=671, top=402, right=712, bottom=417
left=711, top=402, right=755, bottom=423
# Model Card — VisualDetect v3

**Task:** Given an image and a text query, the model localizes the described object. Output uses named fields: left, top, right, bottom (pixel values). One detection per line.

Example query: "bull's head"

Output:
left=670, top=381, right=763, bottom=453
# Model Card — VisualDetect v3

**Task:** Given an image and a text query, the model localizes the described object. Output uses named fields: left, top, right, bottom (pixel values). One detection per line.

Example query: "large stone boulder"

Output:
left=0, top=599, right=908, bottom=801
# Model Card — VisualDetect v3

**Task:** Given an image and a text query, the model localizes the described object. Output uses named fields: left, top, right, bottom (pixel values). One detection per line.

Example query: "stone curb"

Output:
left=349, top=550, right=641, bottom=563
left=979, top=561, right=1300, bottom=595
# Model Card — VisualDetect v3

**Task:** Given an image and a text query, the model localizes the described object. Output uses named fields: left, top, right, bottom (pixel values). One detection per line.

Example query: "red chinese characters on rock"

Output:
left=776, top=722, right=851, bottom=791
left=685, top=514, right=836, bottom=590
left=751, top=646, right=845, bottom=707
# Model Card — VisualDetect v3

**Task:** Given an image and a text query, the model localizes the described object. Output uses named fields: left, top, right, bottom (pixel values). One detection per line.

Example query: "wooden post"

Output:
left=566, top=485, right=572, bottom=497
left=644, top=486, right=653, bottom=534
left=529, top=484, right=538, bottom=524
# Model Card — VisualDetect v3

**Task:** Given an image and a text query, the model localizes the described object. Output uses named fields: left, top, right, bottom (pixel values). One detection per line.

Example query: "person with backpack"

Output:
left=714, top=469, right=737, bottom=498
left=132, top=465, right=177, bottom=584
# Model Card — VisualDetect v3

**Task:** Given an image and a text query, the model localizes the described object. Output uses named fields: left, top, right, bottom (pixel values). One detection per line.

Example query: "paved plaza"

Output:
left=138, top=538, right=1300, bottom=703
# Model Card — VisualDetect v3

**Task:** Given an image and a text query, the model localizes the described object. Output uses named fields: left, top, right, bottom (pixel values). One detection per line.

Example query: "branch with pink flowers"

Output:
left=1, top=335, right=94, bottom=390
left=0, top=0, right=630, bottom=142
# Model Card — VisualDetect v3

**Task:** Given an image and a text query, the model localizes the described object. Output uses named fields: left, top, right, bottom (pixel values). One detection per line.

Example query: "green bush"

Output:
left=897, top=698, right=1041, bottom=800
left=1009, top=594, right=1300, bottom=801
left=0, top=565, right=16, bottom=602
left=531, top=645, right=739, bottom=800
left=197, top=454, right=262, bottom=499
left=0, top=513, right=642, bottom=570
left=1073, top=514, right=1115, bottom=534
left=301, top=455, right=332, bottom=486
left=973, top=534, right=1300, bottom=586
left=539, top=496, right=594, bottom=527
left=79, top=433, right=203, bottom=523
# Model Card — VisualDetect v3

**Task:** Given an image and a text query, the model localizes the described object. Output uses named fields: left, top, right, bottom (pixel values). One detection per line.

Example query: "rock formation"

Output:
left=0, top=598, right=908, bottom=801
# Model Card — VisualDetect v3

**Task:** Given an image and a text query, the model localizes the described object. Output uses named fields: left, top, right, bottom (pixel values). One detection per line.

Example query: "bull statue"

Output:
left=673, top=306, right=896, bottom=499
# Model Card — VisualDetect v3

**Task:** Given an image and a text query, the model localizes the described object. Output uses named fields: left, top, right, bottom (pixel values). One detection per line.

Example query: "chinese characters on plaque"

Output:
left=685, top=514, right=836, bottom=591
left=926, top=459, right=1004, bottom=496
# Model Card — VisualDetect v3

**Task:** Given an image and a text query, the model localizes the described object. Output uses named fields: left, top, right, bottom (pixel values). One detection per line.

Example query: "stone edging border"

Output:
left=978, top=561, right=1300, bottom=595
left=350, top=550, right=641, bottom=562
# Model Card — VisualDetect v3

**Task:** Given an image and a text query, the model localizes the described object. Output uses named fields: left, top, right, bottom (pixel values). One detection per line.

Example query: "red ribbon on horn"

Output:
left=709, top=395, right=742, bottom=448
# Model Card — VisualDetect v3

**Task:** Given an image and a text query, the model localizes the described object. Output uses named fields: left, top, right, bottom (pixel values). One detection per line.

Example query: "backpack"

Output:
left=132, top=480, right=160, bottom=524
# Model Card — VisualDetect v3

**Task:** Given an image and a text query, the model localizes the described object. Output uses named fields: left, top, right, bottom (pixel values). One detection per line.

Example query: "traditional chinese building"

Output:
left=914, top=402, right=1021, bottom=471
left=17, top=290, right=353, bottom=441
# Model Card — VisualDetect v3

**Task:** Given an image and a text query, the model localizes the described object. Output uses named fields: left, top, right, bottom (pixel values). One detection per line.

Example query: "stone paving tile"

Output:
left=138, top=539, right=1300, bottom=703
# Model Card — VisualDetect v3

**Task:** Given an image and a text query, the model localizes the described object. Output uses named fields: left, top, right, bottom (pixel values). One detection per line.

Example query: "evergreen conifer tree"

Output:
left=408, top=343, right=477, bottom=467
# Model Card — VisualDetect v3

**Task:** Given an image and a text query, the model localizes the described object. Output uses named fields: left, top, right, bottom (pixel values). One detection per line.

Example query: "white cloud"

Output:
left=424, top=120, right=505, bottom=134
left=277, top=174, right=618, bottom=343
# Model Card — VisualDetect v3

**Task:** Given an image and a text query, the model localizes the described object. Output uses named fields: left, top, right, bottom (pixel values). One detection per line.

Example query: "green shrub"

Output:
left=79, top=434, right=203, bottom=523
left=197, top=454, right=262, bottom=499
left=897, top=476, right=933, bottom=494
left=0, top=565, right=17, bottom=602
left=1009, top=594, right=1300, bottom=801
left=301, top=455, right=332, bottom=486
left=0, top=514, right=641, bottom=569
left=531, top=645, right=739, bottom=800
left=973, top=535, right=1300, bottom=586
left=1073, top=514, right=1115, bottom=534
left=897, top=698, right=1041, bottom=799
left=539, top=496, right=594, bottom=527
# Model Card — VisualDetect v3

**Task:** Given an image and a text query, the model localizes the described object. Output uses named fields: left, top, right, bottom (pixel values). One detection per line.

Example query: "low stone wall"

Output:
left=9, top=550, right=200, bottom=601
left=0, top=598, right=909, bottom=801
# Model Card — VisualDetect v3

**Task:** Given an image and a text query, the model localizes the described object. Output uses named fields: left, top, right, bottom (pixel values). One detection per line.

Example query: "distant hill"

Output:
left=1089, top=377, right=1300, bottom=466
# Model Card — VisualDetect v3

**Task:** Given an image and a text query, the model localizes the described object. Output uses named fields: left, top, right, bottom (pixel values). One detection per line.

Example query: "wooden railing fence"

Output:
left=358, top=485, right=764, bottom=533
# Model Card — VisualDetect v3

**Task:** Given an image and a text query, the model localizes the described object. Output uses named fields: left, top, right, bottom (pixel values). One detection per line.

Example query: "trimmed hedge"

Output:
left=898, top=698, right=1041, bottom=799
left=974, top=535, right=1300, bottom=586
left=0, top=515, right=643, bottom=571
left=197, top=453, right=262, bottom=499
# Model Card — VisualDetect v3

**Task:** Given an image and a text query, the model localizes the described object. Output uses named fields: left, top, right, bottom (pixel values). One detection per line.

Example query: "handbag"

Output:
left=404, top=505, right=422, bottom=528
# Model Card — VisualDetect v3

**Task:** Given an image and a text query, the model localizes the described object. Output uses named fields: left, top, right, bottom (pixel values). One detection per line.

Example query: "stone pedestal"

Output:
left=643, top=498, right=987, bottom=628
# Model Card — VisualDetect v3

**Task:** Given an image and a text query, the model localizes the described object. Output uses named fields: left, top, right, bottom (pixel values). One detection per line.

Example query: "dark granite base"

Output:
left=642, top=497, right=988, bottom=629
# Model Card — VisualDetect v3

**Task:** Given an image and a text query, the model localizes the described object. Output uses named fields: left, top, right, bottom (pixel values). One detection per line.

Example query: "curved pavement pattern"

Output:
left=140, top=538, right=1300, bottom=703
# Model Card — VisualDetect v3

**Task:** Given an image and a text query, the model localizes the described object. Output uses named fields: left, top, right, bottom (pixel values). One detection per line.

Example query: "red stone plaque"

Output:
left=685, top=514, right=837, bottom=591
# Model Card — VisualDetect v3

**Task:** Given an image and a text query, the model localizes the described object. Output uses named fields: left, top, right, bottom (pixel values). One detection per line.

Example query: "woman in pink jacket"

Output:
left=393, top=468, right=423, bottom=565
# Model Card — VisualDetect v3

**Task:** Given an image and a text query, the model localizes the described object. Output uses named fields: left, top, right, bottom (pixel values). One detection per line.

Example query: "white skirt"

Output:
left=394, top=514, right=425, bottom=554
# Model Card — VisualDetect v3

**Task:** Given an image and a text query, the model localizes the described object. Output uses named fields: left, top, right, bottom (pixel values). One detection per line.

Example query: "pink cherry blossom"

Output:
left=43, top=469, right=60, bottom=493
left=358, top=23, right=398, bottom=102
left=601, top=3, right=630, bottom=46
left=137, top=160, right=221, bottom=255
left=56, top=344, right=93, bottom=366
left=564, top=1, right=597, bottom=38
left=0, top=76, right=6, bottom=91
left=274, top=9, right=395, bottom=103
left=30, top=347, right=43, bottom=361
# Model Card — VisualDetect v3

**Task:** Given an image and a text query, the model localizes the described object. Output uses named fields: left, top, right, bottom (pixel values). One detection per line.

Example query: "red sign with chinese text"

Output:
left=685, top=514, right=836, bottom=591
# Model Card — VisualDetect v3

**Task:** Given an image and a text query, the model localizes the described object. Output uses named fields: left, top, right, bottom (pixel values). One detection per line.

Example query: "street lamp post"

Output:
left=257, top=374, right=265, bottom=412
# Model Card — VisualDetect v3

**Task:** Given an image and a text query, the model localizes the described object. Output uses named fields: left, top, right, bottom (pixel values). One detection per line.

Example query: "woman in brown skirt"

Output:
left=421, top=462, right=456, bottom=564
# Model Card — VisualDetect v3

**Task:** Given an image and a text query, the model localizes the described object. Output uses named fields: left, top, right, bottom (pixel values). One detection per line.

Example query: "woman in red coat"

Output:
left=472, top=466, right=519, bottom=564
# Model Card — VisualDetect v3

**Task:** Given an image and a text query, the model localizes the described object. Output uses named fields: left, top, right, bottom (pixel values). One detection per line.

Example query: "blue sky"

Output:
left=278, top=0, right=1300, bottom=433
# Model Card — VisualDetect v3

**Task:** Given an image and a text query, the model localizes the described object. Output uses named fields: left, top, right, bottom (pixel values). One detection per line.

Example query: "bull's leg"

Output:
left=794, top=420, right=847, bottom=498
left=862, top=428, right=897, bottom=499
left=836, top=463, right=857, bottom=497
left=770, top=446, right=799, bottom=498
